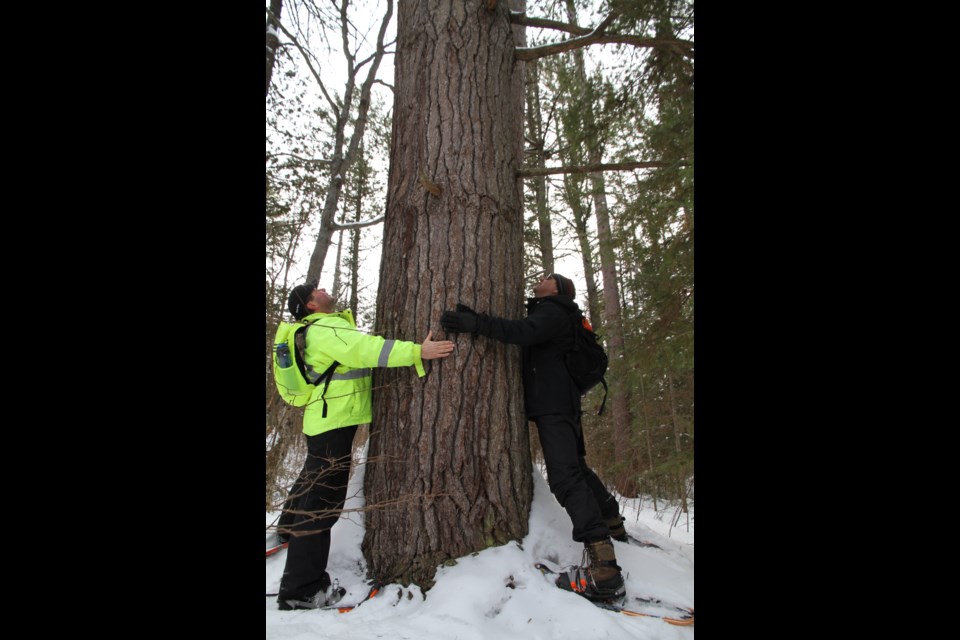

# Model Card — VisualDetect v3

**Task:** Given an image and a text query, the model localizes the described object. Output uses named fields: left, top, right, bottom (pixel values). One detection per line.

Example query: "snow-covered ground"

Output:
left=266, top=453, right=694, bottom=639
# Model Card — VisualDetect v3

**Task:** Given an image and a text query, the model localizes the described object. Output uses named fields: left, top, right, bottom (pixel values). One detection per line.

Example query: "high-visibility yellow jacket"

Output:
left=294, top=309, right=424, bottom=436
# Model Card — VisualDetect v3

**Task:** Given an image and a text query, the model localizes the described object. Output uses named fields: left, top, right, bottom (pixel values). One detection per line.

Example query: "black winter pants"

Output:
left=535, top=413, right=619, bottom=543
left=277, top=424, right=358, bottom=601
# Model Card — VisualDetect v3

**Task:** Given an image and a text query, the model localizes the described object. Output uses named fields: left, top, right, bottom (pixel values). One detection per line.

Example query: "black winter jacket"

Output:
left=475, top=295, right=582, bottom=418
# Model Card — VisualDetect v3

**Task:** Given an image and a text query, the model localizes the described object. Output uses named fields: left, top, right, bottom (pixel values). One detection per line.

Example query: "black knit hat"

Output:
left=287, top=282, right=317, bottom=320
left=549, top=273, right=575, bottom=298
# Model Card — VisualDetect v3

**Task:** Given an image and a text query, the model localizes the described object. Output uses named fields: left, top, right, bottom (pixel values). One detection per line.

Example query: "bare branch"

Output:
left=511, top=9, right=624, bottom=40
left=339, top=0, right=353, bottom=68
left=373, top=79, right=394, bottom=92
left=341, top=0, right=393, bottom=168
left=510, top=12, right=591, bottom=36
left=304, top=0, right=394, bottom=283
left=267, top=152, right=333, bottom=166
left=593, top=9, right=621, bottom=35
left=356, top=49, right=379, bottom=70
left=518, top=161, right=680, bottom=179
left=332, top=214, right=385, bottom=231
left=516, top=33, right=694, bottom=61
left=513, top=9, right=692, bottom=62
left=266, top=7, right=339, bottom=114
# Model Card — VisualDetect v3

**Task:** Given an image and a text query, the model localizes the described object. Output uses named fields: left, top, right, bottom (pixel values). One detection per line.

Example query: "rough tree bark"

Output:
left=362, top=0, right=531, bottom=590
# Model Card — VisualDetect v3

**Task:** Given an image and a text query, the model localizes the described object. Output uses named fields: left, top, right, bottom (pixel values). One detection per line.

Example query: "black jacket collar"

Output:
left=527, top=295, right=579, bottom=314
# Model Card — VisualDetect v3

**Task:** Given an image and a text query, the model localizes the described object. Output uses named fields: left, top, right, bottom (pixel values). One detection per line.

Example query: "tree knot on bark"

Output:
left=418, top=167, right=443, bottom=196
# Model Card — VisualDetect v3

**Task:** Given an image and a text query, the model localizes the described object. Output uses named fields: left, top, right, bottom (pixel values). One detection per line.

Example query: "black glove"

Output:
left=441, top=309, right=478, bottom=334
left=441, top=303, right=480, bottom=333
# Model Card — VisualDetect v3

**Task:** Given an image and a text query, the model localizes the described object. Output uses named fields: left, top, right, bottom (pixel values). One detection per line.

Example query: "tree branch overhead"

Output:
left=518, top=160, right=681, bottom=178
left=512, top=10, right=693, bottom=61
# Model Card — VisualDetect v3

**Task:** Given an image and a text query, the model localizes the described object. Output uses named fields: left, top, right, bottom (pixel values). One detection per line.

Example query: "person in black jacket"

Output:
left=441, top=273, right=626, bottom=601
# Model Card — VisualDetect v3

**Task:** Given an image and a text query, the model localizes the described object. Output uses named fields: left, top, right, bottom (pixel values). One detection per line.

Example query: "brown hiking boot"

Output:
left=556, top=538, right=626, bottom=601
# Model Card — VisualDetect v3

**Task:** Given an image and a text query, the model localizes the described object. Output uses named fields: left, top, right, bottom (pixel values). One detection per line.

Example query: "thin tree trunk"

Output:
left=304, top=1, right=393, bottom=284
left=552, top=102, right=599, bottom=322
left=565, top=0, right=634, bottom=495
left=332, top=229, right=344, bottom=298
left=363, top=0, right=530, bottom=590
left=524, top=59, right=554, bottom=274
left=566, top=177, right=600, bottom=324
left=349, top=185, right=362, bottom=321
left=265, top=402, right=303, bottom=509
left=266, top=203, right=312, bottom=504
left=667, top=373, right=682, bottom=455
left=265, top=0, right=283, bottom=97
left=594, top=185, right=636, bottom=494
left=638, top=370, right=656, bottom=510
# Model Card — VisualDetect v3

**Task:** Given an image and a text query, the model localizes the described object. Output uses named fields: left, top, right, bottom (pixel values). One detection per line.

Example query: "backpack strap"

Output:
left=293, top=319, right=322, bottom=383
left=595, top=377, right=608, bottom=416
left=315, top=361, right=341, bottom=418
left=294, top=319, right=342, bottom=418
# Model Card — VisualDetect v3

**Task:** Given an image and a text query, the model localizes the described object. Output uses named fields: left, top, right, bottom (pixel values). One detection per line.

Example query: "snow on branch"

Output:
left=332, top=214, right=385, bottom=231
left=518, top=161, right=677, bottom=178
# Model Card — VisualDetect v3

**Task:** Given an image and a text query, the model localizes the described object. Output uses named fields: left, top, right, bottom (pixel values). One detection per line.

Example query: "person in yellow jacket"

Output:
left=276, top=282, right=454, bottom=611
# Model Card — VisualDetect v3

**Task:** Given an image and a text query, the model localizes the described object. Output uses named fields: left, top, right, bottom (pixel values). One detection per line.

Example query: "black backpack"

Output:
left=564, top=311, right=609, bottom=416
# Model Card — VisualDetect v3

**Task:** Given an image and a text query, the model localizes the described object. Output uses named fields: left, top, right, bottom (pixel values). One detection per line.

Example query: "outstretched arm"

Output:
left=441, top=302, right=567, bottom=346
left=307, top=318, right=451, bottom=378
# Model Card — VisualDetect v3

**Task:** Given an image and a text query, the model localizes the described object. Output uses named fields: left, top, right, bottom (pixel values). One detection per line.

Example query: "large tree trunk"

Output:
left=362, top=0, right=530, bottom=590
left=265, top=0, right=283, bottom=97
